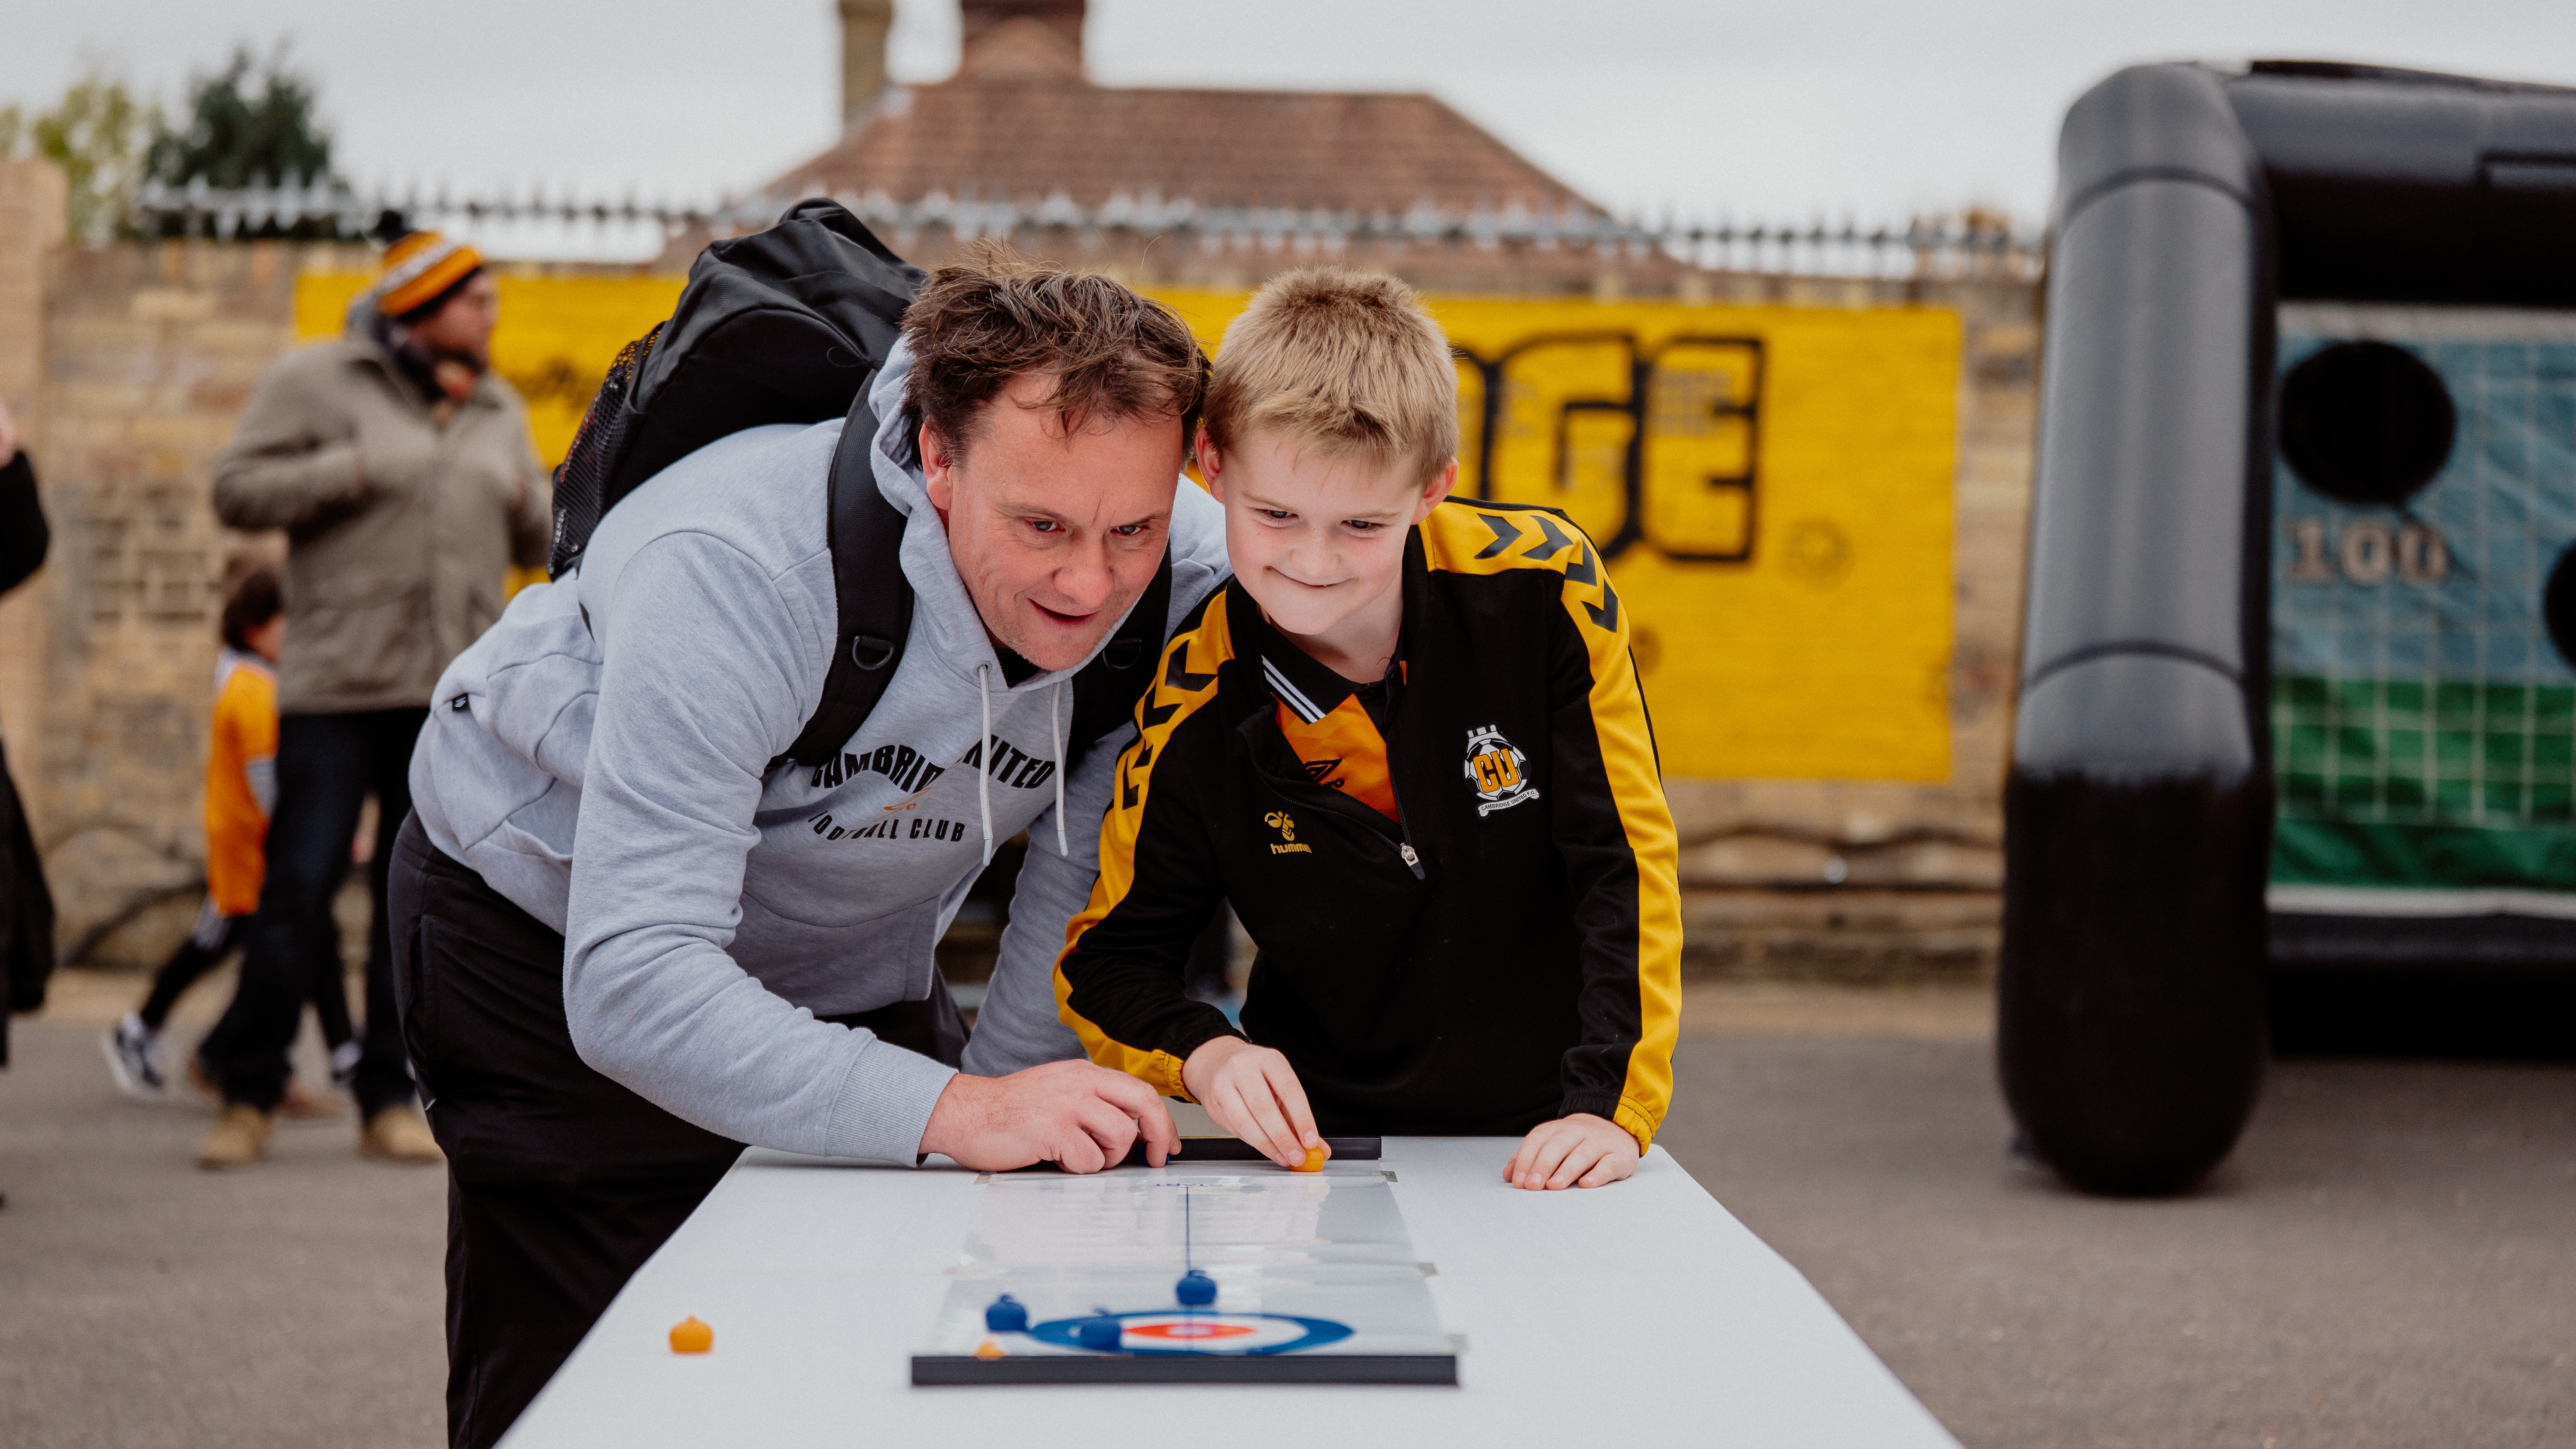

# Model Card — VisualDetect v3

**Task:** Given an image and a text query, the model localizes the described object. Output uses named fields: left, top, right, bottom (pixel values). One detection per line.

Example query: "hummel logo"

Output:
left=1264, top=809, right=1312, bottom=855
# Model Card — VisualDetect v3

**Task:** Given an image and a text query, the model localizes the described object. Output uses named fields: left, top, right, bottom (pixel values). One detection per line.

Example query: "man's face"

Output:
left=1201, top=426, right=1451, bottom=644
left=410, top=272, right=499, bottom=369
left=923, top=373, right=1186, bottom=673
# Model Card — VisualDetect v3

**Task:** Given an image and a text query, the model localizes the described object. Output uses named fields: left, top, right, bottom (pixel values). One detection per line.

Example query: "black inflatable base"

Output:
left=2270, top=960, right=2576, bottom=1061
left=2000, top=772, right=2272, bottom=1198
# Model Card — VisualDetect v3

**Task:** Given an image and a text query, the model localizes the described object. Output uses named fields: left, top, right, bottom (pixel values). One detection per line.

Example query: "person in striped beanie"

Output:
left=374, top=227, right=497, bottom=411
left=196, top=214, right=548, bottom=1170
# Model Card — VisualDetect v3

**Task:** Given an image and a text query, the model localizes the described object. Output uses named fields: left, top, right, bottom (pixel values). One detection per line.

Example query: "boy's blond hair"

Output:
left=1204, top=268, right=1458, bottom=485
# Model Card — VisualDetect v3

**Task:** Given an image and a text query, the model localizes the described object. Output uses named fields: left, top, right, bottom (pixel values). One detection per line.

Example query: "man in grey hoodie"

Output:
left=392, top=257, right=1223, bottom=1449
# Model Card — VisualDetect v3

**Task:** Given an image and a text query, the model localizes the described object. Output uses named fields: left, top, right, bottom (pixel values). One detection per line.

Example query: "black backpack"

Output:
left=549, top=199, right=1170, bottom=773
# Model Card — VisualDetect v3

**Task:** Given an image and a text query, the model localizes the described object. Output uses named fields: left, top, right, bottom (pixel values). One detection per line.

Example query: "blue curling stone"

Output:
left=1075, top=1312, right=1124, bottom=1351
left=1175, top=1269, right=1218, bottom=1307
left=983, top=1294, right=1029, bottom=1333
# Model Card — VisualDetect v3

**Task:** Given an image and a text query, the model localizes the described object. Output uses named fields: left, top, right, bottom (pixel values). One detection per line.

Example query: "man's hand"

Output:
left=917, top=1060, right=1180, bottom=1173
left=1503, top=1113, right=1639, bottom=1191
left=1182, top=1036, right=1322, bottom=1169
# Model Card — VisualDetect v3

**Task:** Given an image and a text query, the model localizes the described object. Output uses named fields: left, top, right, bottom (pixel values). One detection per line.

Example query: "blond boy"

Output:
left=1053, top=270, right=1681, bottom=1189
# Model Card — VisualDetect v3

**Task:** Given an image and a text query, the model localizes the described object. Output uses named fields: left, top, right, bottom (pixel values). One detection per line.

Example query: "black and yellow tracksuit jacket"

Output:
left=1054, top=498, right=1682, bottom=1151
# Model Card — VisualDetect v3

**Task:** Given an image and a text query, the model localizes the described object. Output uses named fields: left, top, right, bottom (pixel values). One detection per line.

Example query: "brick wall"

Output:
left=0, top=159, right=2038, bottom=976
left=1664, top=272, right=2032, bottom=980
left=26, top=239, right=313, bottom=963
left=0, top=159, right=67, bottom=832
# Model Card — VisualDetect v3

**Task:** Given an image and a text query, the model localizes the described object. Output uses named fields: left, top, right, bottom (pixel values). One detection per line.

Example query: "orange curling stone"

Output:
left=669, top=1316, right=714, bottom=1354
left=1294, top=1145, right=1327, bottom=1173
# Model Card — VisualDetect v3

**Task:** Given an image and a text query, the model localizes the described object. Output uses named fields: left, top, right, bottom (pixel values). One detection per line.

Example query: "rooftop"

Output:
left=765, top=0, right=1603, bottom=224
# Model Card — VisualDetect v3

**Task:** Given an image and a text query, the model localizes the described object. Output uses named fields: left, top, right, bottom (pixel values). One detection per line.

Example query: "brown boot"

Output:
left=198, top=1106, right=274, bottom=1170
left=359, top=1107, right=444, bottom=1165
left=276, top=1077, right=345, bottom=1120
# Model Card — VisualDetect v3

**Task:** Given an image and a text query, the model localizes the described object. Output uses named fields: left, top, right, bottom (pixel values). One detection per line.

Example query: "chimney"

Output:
left=838, top=0, right=896, bottom=130
left=958, top=0, right=1086, bottom=81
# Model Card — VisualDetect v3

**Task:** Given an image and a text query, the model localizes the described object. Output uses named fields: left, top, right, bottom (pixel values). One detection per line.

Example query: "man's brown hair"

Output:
left=1203, top=268, right=1459, bottom=485
left=900, top=243, right=1207, bottom=459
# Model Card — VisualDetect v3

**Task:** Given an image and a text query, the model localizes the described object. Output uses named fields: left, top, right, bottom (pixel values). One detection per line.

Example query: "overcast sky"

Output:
left=9, top=0, right=2576, bottom=230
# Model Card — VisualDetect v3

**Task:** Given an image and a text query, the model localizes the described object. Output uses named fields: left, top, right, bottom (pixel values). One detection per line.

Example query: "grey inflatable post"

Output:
left=2002, top=64, right=2275, bottom=1195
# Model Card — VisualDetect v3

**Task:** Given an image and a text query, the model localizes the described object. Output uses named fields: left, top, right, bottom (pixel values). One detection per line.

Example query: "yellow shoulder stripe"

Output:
left=1425, top=501, right=1681, bottom=1150
left=1055, top=591, right=1240, bottom=1098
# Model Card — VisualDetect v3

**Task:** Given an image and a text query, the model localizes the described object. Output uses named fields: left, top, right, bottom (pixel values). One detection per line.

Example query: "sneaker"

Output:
left=197, top=1105, right=275, bottom=1170
left=328, top=1039, right=362, bottom=1094
left=277, top=1078, right=345, bottom=1121
left=101, top=1015, right=165, bottom=1097
left=358, top=1107, right=444, bottom=1165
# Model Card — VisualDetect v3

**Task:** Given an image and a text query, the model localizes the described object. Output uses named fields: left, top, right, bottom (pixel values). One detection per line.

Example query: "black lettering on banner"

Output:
left=1453, top=332, right=1765, bottom=565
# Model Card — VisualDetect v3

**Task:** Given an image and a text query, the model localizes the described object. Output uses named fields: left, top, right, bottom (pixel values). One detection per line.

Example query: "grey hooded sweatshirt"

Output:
left=408, top=343, right=1228, bottom=1164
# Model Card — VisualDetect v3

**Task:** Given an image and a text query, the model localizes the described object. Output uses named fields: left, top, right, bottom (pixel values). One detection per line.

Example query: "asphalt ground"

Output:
left=2, top=972, right=2569, bottom=1448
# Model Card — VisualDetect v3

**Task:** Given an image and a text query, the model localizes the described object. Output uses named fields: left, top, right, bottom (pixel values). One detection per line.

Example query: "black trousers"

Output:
left=387, top=813, right=965, bottom=1449
left=140, top=900, right=353, bottom=1046
left=200, top=708, right=425, bottom=1113
left=0, top=736, right=58, bottom=1069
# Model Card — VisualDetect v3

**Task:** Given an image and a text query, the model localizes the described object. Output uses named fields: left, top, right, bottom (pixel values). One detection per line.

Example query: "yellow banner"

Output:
left=298, top=275, right=1957, bottom=781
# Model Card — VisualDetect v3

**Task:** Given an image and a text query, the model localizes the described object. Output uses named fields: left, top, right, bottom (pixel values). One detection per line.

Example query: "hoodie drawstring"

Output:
left=1051, top=678, right=1068, bottom=855
left=975, top=663, right=995, bottom=867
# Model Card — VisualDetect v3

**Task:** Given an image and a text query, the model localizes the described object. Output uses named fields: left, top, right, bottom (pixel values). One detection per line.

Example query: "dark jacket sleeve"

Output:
left=1542, top=547, right=1683, bottom=1150
left=1055, top=649, right=1242, bottom=1100
left=0, top=451, right=47, bottom=597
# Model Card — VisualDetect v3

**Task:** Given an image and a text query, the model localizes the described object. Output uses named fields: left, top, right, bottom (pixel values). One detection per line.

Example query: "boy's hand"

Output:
left=918, top=1060, right=1181, bottom=1173
left=1182, top=1036, right=1324, bottom=1170
left=1504, top=1113, right=1638, bottom=1190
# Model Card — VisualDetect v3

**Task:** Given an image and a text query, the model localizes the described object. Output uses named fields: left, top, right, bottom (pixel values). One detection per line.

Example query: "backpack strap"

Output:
left=775, top=380, right=912, bottom=771
left=1065, top=547, right=1175, bottom=778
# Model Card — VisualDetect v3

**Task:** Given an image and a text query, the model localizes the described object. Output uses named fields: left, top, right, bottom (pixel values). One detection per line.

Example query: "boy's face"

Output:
left=1200, top=427, right=1454, bottom=645
left=244, top=613, right=286, bottom=665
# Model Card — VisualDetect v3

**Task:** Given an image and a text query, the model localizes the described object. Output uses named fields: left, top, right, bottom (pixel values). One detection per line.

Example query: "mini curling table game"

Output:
left=499, top=1136, right=1959, bottom=1447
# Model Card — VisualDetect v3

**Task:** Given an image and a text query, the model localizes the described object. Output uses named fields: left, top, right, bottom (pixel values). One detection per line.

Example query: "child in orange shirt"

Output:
left=102, top=565, right=354, bottom=1104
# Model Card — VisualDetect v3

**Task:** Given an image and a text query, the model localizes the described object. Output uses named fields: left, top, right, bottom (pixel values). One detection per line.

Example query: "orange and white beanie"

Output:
left=379, top=230, right=483, bottom=319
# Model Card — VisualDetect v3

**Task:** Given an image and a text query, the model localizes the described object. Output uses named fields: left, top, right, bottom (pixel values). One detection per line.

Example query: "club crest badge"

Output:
left=1462, top=725, right=1539, bottom=817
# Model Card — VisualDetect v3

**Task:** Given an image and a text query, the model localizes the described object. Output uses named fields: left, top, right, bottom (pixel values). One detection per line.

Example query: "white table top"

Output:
left=504, top=1139, right=1960, bottom=1447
